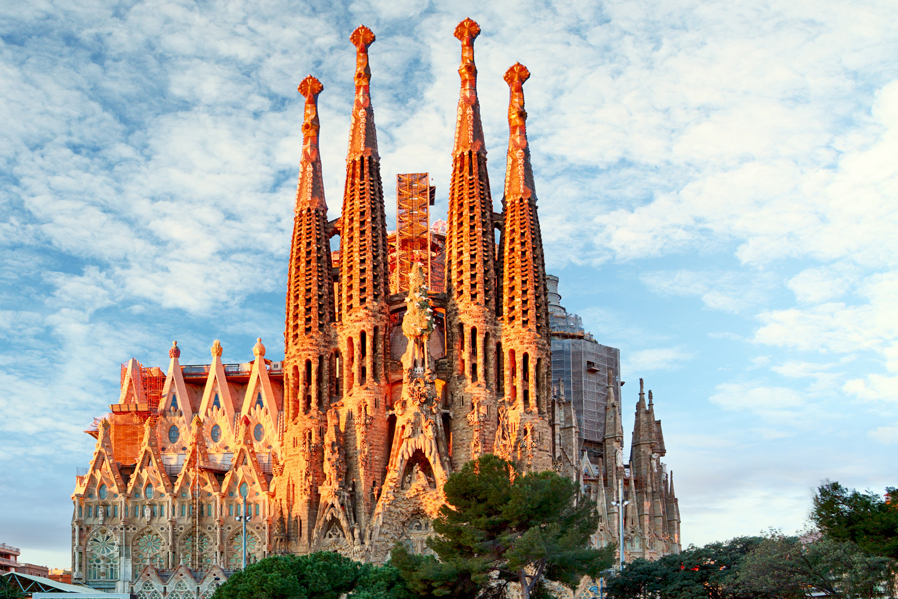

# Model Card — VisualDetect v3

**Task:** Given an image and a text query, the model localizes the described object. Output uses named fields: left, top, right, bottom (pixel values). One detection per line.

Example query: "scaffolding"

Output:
left=393, top=173, right=435, bottom=294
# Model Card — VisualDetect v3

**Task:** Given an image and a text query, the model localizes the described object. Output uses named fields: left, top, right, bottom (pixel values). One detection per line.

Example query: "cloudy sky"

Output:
left=2, top=0, right=896, bottom=569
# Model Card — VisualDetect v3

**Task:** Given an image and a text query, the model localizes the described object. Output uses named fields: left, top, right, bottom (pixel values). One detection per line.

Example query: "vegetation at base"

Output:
left=211, top=551, right=412, bottom=599
left=812, top=480, right=898, bottom=560
left=0, top=576, right=27, bottom=599
left=606, top=481, right=898, bottom=599
left=391, top=454, right=615, bottom=599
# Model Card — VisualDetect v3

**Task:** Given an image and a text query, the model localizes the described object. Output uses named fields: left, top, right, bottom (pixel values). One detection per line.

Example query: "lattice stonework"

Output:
left=168, top=580, right=196, bottom=599
left=178, top=532, right=214, bottom=569
left=227, top=531, right=262, bottom=569
left=393, top=173, right=433, bottom=294
left=86, top=529, right=119, bottom=581
left=132, top=530, right=165, bottom=571
left=136, top=581, right=163, bottom=599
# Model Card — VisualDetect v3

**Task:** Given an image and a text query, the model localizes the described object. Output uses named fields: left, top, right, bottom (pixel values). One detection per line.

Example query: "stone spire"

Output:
left=494, top=62, right=552, bottom=471
left=500, top=62, right=549, bottom=337
left=285, top=75, right=336, bottom=418
left=338, top=25, right=389, bottom=319
left=445, top=18, right=501, bottom=463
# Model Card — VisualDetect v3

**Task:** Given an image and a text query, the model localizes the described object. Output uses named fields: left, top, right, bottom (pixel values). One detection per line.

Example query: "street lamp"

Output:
left=237, top=482, right=249, bottom=569
left=611, top=478, right=629, bottom=572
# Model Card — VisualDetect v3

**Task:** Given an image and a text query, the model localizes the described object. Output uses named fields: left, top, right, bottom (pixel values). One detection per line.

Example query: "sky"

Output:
left=1, top=0, right=896, bottom=570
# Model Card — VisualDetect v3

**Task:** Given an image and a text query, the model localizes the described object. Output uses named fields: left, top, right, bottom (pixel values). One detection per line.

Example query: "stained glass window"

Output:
left=227, top=531, right=261, bottom=569
left=86, top=529, right=119, bottom=580
left=211, top=425, right=221, bottom=443
left=255, top=393, right=263, bottom=409
left=253, top=424, right=263, bottom=442
left=212, top=393, right=220, bottom=409
left=168, top=426, right=180, bottom=444
left=98, top=484, right=108, bottom=500
left=145, top=483, right=154, bottom=499
left=133, top=530, right=165, bottom=570
left=170, top=395, right=178, bottom=410
left=178, top=532, right=214, bottom=569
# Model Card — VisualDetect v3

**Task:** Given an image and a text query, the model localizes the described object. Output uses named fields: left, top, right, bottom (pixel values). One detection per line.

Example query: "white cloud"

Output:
left=623, top=346, right=693, bottom=373
left=868, top=424, right=898, bottom=444
left=641, top=269, right=776, bottom=313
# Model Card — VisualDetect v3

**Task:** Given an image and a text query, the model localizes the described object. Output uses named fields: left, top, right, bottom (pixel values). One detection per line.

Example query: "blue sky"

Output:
left=1, top=0, right=896, bottom=569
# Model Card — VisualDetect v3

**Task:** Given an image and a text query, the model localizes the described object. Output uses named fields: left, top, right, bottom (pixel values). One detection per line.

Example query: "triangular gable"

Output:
left=134, top=563, right=165, bottom=586
left=169, top=564, right=200, bottom=584
left=127, top=417, right=173, bottom=496
left=75, top=420, right=126, bottom=498
left=198, top=345, right=236, bottom=430
left=240, top=349, right=280, bottom=418
left=221, top=416, right=269, bottom=494
left=119, top=358, right=143, bottom=405
left=198, top=565, right=228, bottom=596
left=173, top=416, right=221, bottom=496
left=160, top=345, right=194, bottom=423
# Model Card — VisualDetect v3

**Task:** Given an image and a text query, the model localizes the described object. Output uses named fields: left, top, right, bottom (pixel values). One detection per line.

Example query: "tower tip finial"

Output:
left=350, top=25, right=376, bottom=50
left=298, top=75, right=323, bottom=101
left=454, top=17, right=481, bottom=41
left=169, top=340, right=180, bottom=359
left=504, top=62, right=531, bottom=86
left=211, top=339, right=223, bottom=357
left=639, top=377, right=644, bottom=393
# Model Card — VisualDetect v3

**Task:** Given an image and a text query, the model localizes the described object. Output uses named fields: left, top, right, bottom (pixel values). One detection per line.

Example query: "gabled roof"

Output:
left=75, top=419, right=126, bottom=498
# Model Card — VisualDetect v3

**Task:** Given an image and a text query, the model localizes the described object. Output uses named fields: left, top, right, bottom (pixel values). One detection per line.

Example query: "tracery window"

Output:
left=227, top=531, right=262, bottom=569
left=132, top=530, right=165, bottom=570
left=136, top=580, right=162, bottom=599
left=178, top=532, right=214, bottom=569
left=86, top=529, right=119, bottom=581
left=201, top=582, right=220, bottom=598
left=168, top=580, right=195, bottom=599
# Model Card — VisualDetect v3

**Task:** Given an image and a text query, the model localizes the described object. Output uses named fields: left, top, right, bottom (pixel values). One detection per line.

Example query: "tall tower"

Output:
left=445, top=18, right=501, bottom=464
left=325, top=25, right=391, bottom=544
left=276, top=74, right=334, bottom=550
left=495, top=62, right=552, bottom=471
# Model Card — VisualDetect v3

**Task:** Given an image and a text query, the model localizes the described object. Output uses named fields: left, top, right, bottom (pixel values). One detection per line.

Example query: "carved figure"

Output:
left=401, top=264, right=435, bottom=375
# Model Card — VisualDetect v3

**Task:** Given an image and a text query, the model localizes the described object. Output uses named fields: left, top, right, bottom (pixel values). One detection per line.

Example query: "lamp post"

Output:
left=238, top=482, right=248, bottom=569
left=611, top=478, right=629, bottom=572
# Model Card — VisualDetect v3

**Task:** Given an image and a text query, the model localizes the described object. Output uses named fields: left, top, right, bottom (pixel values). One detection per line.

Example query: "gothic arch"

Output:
left=177, top=530, right=214, bottom=569
left=85, top=527, right=119, bottom=582
left=225, top=528, right=263, bottom=570
left=131, top=527, right=165, bottom=571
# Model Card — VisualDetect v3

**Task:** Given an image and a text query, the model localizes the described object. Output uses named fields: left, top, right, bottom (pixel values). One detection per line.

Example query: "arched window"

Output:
left=145, top=483, right=154, bottom=499
left=255, top=392, right=264, bottom=410
left=212, top=393, right=221, bottom=410
left=86, top=529, right=119, bottom=581
left=98, top=484, right=107, bottom=500
left=133, top=530, right=164, bottom=570
left=169, top=394, right=178, bottom=410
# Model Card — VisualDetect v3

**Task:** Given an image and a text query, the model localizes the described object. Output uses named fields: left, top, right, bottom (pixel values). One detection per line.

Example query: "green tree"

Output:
left=0, top=575, right=26, bottom=599
left=605, top=536, right=766, bottom=599
left=392, top=454, right=615, bottom=599
left=736, top=533, right=897, bottom=599
left=212, top=551, right=411, bottom=599
left=812, top=481, right=898, bottom=560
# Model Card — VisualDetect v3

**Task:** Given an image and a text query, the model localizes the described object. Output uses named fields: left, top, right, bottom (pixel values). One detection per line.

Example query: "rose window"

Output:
left=133, top=530, right=165, bottom=570
left=227, top=531, right=261, bottom=569
left=86, top=529, right=119, bottom=580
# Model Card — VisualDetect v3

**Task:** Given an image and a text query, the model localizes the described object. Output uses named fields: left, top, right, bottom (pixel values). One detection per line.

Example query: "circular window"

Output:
left=253, top=424, right=263, bottom=442
left=145, top=483, right=154, bottom=499
left=239, top=482, right=248, bottom=498
left=211, top=424, right=221, bottom=443
left=98, top=484, right=107, bottom=500
left=168, top=425, right=179, bottom=444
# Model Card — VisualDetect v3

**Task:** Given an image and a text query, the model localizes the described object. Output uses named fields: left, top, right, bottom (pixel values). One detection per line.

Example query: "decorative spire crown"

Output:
left=346, top=25, right=379, bottom=161
left=169, top=341, right=181, bottom=359
left=295, top=75, right=327, bottom=213
left=211, top=340, right=223, bottom=358
left=253, top=337, right=266, bottom=357
left=503, top=62, right=535, bottom=200
left=452, top=18, right=486, bottom=156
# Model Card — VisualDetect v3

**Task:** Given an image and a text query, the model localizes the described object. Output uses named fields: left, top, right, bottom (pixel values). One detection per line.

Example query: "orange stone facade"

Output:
left=70, top=19, right=680, bottom=597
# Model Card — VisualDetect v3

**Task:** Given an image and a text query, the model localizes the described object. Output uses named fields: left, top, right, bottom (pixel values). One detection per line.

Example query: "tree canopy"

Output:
left=211, top=551, right=412, bottom=599
left=812, top=480, right=898, bottom=560
left=392, top=454, right=615, bottom=599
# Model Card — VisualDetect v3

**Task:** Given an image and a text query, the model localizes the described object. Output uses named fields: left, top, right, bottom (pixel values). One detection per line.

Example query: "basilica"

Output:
left=71, top=19, right=680, bottom=597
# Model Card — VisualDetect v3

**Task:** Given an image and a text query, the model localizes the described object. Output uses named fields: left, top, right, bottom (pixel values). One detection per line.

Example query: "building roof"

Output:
left=1, top=571, right=99, bottom=594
